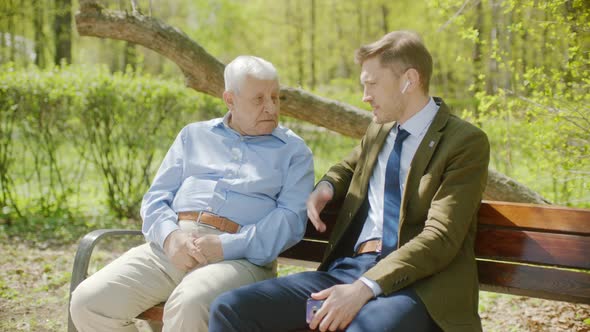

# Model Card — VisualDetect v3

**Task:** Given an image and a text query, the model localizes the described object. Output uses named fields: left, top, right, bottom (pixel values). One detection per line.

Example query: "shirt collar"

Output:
left=215, top=112, right=288, bottom=143
left=398, top=97, right=439, bottom=137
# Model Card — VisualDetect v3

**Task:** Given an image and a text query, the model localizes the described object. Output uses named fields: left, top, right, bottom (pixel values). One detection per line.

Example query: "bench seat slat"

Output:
left=138, top=304, right=164, bottom=321
left=281, top=240, right=326, bottom=263
left=475, top=227, right=590, bottom=269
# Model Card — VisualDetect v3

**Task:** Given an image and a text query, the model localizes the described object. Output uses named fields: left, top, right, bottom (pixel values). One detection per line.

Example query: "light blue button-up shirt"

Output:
left=140, top=113, right=314, bottom=266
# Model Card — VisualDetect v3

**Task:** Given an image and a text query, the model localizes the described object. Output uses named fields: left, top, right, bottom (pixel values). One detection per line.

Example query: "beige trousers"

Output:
left=70, top=221, right=276, bottom=332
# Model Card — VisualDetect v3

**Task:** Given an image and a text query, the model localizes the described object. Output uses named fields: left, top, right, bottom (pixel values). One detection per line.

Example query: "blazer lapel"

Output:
left=363, top=121, right=396, bottom=176
left=400, top=98, right=450, bottom=217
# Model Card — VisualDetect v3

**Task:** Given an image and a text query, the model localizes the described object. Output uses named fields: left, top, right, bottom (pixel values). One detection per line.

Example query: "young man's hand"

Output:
left=308, top=280, right=373, bottom=331
left=306, top=182, right=334, bottom=233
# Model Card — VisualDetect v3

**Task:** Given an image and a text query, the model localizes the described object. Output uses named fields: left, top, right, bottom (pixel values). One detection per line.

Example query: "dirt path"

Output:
left=1, top=239, right=588, bottom=331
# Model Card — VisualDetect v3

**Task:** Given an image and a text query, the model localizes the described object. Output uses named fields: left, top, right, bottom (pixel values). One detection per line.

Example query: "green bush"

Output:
left=0, top=64, right=226, bottom=241
left=0, top=63, right=587, bottom=246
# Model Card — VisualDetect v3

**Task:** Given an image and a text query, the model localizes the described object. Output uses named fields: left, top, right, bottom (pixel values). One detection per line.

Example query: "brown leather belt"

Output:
left=177, top=211, right=240, bottom=234
left=356, top=239, right=382, bottom=255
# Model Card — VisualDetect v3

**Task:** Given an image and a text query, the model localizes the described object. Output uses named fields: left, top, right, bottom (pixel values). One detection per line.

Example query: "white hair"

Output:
left=224, top=56, right=278, bottom=94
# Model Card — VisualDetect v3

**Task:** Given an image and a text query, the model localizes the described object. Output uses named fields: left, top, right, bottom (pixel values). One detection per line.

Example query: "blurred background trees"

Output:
left=0, top=0, right=588, bottom=241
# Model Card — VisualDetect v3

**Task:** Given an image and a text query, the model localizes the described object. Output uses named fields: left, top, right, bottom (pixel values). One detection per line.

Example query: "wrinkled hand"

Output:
left=190, top=234, right=224, bottom=265
left=306, top=182, right=334, bottom=233
left=163, top=230, right=205, bottom=271
left=309, top=281, right=373, bottom=331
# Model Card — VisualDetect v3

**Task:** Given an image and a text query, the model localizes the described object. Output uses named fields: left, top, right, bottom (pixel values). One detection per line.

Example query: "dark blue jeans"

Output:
left=209, top=253, right=441, bottom=332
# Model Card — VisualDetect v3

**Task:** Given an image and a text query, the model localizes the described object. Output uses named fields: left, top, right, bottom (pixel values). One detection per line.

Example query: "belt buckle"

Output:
left=196, top=211, right=218, bottom=230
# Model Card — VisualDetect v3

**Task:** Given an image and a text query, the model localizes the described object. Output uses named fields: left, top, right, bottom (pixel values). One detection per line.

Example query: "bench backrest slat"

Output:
left=135, top=201, right=590, bottom=321
left=478, top=201, right=590, bottom=235
left=281, top=200, right=590, bottom=304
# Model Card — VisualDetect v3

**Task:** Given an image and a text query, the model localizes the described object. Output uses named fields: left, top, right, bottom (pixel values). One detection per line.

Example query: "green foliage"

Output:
left=0, top=64, right=226, bottom=241
left=450, top=0, right=590, bottom=207
left=0, top=1, right=588, bottom=245
left=77, top=68, right=200, bottom=218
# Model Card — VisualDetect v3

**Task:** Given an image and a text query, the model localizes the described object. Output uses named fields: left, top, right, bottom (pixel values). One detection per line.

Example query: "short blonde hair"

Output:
left=355, top=31, right=433, bottom=93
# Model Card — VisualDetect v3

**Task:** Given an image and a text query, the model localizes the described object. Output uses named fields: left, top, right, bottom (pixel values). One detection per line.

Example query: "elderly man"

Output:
left=70, top=55, right=314, bottom=331
left=210, top=31, right=489, bottom=332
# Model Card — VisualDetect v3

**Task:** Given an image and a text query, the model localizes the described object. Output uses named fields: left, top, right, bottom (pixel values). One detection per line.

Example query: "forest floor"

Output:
left=0, top=237, right=589, bottom=332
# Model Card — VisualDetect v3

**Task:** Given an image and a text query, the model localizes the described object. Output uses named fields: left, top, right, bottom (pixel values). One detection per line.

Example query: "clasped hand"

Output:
left=163, top=230, right=223, bottom=271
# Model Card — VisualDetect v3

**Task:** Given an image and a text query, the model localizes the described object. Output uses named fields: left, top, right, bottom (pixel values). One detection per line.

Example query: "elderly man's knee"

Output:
left=164, top=288, right=213, bottom=323
left=69, top=282, right=99, bottom=325
left=210, top=290, right=240, bottom=314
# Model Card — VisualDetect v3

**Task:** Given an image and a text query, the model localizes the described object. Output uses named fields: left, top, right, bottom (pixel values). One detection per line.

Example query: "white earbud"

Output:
left=401, top=80, right=411, bottom=94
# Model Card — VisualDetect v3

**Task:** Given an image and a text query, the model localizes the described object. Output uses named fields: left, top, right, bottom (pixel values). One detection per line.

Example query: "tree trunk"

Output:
left=75, top=0, right=551, bottom=205
left=54, top=0, right=72, bottom=64
left=33, top=2, right=46, bottom=67
left=123, top=41, right=139, bottom=70
left=380, top=3, right=389, bottom=34
left=472, top=0, right=484, bottom=96
left=309, top=0, right=316, bottom=90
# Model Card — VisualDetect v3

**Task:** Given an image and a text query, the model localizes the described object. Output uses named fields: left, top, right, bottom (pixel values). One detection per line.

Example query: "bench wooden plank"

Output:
left=280, top=240, right=326, bottom=263
left=475, top=227, right=590, bottom=269
left=131, top=201, right=590, bottom=322
left=478, top=260, right=590, bottom=304
left=478, top=201, right=590, bottom=235
left=138, top=305, right=164, bottom=321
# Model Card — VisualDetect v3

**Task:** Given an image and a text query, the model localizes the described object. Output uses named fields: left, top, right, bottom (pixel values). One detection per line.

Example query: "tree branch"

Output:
left=75, top=0, right=371, bottom=138
left=75, top=0, right=550, bottom=205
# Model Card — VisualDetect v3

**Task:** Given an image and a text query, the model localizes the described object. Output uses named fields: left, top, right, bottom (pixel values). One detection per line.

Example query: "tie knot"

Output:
left=396, top=128, right=410, bottom=143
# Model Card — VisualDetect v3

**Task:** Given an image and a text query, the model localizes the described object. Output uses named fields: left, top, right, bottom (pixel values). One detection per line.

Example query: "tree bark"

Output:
left=33, top=1, right=46, bottom=67
left=309, top=0, right=316, bottom=90
left=54, top=0, right=72, bottom=64
left=75, top=0, right=550, bottom=205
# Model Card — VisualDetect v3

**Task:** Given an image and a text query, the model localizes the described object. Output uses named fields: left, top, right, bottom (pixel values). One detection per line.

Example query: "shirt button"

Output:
left=206, top=206, right=212, bottom=211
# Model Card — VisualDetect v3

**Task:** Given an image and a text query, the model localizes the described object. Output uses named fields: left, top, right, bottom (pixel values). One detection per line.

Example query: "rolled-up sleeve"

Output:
left=140, top=129, right=185, bottom=249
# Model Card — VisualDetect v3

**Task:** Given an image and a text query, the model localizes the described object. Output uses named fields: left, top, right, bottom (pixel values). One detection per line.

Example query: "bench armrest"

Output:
left=68, top=229, right=143, bottom=332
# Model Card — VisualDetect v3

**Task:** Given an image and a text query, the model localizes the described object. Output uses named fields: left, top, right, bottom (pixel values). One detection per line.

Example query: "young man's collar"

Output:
left=398, top=97, right=439, bottom=137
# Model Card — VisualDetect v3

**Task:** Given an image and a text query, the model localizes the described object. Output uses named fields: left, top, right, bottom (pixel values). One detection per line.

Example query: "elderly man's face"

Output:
left=225, top=76, right=280, bottom=136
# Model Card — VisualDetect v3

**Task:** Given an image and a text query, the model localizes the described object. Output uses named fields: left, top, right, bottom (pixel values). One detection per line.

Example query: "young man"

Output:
left=69, top=56, right=314, bottom=331
left=209, top=31, right=489, bottom=332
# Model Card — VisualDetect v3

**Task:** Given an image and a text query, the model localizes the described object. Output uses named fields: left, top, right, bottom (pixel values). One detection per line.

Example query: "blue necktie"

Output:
left=382, top=127, right=410, bottom=256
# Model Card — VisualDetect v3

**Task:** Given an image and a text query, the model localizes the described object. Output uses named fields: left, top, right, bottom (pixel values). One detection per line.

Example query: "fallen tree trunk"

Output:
left=75, top=0, right=550, bottom=205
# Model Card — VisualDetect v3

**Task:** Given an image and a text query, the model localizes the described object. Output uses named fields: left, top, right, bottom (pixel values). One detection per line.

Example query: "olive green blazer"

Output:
left=319, top=98, right=489, bottom=332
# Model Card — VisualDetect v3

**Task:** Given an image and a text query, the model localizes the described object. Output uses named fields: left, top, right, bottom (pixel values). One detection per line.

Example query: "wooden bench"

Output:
left=67, top=200, right=590, bottom=331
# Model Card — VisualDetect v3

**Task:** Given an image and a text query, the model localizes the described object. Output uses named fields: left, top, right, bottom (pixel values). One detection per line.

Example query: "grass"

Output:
left=1, top=237, right=588, bottom=332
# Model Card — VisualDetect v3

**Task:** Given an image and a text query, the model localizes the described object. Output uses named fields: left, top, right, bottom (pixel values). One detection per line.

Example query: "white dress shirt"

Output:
left=357, top=97, right=439, bottom=295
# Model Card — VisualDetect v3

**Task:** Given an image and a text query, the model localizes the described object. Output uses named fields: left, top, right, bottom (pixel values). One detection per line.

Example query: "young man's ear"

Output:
left=404, top=68, right=421, bottom=93
left=223, top=91, right=235, bottom=110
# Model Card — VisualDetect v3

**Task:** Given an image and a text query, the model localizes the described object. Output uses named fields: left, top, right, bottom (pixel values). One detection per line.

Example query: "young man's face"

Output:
left=225, top=75, right=280, bottom=136
left=360, top=57, right=408, bottom=124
